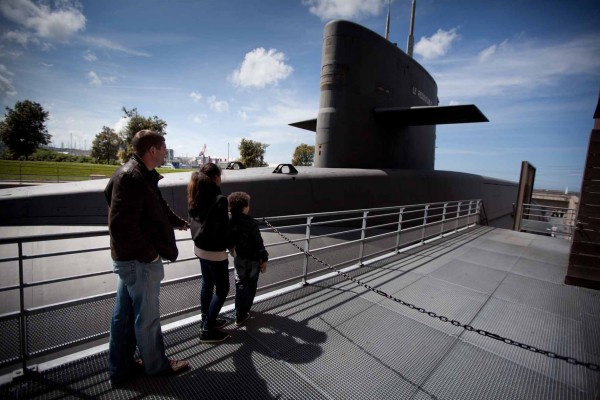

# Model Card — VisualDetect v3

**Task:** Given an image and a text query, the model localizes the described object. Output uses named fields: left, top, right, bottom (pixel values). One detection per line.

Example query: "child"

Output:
left=227, top=192, right=269, bottom=325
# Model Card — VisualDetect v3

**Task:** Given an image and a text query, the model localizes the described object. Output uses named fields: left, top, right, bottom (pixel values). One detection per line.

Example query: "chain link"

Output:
left=263, top=218, right=600, bottom=372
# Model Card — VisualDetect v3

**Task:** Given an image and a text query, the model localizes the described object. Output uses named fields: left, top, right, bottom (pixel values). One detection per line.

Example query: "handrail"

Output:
left=0, top=198, right=483, bottom=375
left=516, top=202, right=577, bottom=239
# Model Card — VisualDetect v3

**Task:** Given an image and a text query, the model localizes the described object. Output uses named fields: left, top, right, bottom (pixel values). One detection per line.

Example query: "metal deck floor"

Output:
left=2, top=226, right=599, bottom=399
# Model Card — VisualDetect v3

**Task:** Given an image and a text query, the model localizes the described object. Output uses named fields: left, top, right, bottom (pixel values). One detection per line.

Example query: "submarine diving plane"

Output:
left=0, top=11, right=517, bottom=227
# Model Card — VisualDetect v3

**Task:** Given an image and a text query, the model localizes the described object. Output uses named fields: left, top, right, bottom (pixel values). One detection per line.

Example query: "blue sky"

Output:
left=0, top=0, right=599, bottom=191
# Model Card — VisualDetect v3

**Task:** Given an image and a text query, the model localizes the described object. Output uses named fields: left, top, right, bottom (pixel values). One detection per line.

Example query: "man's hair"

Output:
left=228, top=192, right=250, bottom=215
left=132, top=130, right=165, bottom=156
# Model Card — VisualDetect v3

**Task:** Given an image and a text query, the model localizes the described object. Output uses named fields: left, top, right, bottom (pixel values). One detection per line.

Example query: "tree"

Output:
left=0, top=100, right=50, bottom=159
left=238, top=138, right=269, bottom=167
left=91, top=126, right=122, bottom=164
left=292, top=143, right=315, bottom=166
left=118, top=107, right=167, bottom=162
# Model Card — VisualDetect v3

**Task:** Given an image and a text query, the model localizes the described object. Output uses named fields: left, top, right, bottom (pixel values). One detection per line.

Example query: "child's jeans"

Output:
left=234, top=258, right=260, bottom=318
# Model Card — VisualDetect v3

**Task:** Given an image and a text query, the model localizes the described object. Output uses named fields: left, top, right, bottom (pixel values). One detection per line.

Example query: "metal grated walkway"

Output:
left=1, top=226, right=599, bottom=399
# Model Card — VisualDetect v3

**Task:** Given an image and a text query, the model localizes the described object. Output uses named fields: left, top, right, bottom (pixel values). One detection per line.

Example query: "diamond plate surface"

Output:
left=494, top=273, right=583, bottom=319
left=1, top=227, right=598, bottom=400
left=462, top=296, right=594, bottom=392
left=384, top=275, right=489, bottom=336
left=456, top=246, right=520, bottom=271
left=431, top=259, right=508, bottom=294
left=420, top=341, right=588, bottom=400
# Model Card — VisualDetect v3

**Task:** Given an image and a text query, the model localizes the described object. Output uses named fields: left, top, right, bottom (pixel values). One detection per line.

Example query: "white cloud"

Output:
left=478, top=44, right=496, bottom=63
left=87, top=70, right=116, bottom=86
left=83, top=36, right=151, bottom=57
left=113, top=116, right=129, bottom=133
left=193, top=114, right=208, bottom=124
left=0, top=0, right=86, bottom=42
left=238, top=110, right=248, bottom=121
left=41, top=62, right=52, bottom=67
left=414, top=28, right=459, bottom=60
left=87, top=71, right=101, bottom=86
left=189, top=91, right=202, bottom=102
left=302, top=0, right=385, bottom=20
left=435, top=34, right=600, bottom=100
left=83, top=49, right=96, bottom=61
left=0, top=64, right=17, bottom=96
left=207, top=95, right=229, bottom=112
left=230, top=48, right=293, bottom=89
left=3, top=30, right=34, bottom=46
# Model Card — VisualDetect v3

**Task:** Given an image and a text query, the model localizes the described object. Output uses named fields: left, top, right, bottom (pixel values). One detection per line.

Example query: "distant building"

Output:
left=531, top=189, right=579, bottom=238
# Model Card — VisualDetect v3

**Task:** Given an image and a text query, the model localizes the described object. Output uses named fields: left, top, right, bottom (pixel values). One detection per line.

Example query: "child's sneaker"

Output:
left=199, top=329, right=230, bottom=343
left=235, top=313, right=251, bottom=326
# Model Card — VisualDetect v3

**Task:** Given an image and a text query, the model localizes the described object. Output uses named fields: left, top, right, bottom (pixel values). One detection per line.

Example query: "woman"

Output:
left=188, top=163, right=231, bottom=343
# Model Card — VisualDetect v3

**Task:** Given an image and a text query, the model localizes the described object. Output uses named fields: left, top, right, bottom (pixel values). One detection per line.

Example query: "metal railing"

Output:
left=0, top=199, right=482, bottom=374
left=517, top=203, right=577, bottom=239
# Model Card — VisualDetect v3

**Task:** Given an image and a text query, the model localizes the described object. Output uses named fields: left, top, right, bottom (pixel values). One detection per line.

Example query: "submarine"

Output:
left=0, top=17, right=517, bottom=227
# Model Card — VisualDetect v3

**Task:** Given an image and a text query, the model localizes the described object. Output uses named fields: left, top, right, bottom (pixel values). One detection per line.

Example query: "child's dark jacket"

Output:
left=229, top=213, right=269, bottom=262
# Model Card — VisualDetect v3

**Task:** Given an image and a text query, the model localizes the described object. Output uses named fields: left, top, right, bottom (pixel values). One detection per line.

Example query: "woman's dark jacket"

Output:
left=189, top=182, right=231, bottom=252
left=229, top=213, right=269, bottom=263
left=104, top=154, right=187, bottom=262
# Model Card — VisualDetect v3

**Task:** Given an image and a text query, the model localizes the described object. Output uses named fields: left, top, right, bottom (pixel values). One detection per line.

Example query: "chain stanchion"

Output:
left=263, top=217, right=600, bottom=372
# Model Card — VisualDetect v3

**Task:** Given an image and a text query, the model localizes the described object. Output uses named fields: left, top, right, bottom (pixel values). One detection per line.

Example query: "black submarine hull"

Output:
left=0, top=167, right=516, bottom=227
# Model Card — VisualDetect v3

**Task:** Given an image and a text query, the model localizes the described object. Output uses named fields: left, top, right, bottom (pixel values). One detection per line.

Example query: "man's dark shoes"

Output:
left=160, top=359, right=190, bottom=375
left=199, top=329, right=230, bottom=343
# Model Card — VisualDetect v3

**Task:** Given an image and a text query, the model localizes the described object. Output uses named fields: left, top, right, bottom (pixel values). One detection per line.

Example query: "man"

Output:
left=105, top=130, right=190, bottom=385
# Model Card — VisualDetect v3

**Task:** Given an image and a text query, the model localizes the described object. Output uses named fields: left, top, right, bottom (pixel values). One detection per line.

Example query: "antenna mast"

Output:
left=407, top=0, right=416, bottom=57
left=385, top=0, right=391, bottom=40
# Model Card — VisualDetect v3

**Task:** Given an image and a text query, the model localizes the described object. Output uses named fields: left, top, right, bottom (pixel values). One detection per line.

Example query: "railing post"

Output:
left=358, top=211, right=369, bottom=265
left=475, top=200, right=482, bottom=225
left=395, top=207, right=405, bottom=253
left=440, top=203, right=448, bottom=237
left=421, top=205, right=429, bottom=243
left=17, top=241, right=29, bottom=375
left=301, top=216, right=313, bottom=285
left=455, top=202, right=461, bottom=233
left=468, top=201, right=475, bottom=226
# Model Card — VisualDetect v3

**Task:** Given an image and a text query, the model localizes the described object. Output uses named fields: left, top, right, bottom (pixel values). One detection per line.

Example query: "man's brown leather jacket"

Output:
left=104, top=155, right=187, bottom=262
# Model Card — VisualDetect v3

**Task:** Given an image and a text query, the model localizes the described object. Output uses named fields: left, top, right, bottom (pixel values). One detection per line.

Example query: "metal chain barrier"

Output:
left=263, top=218, right=600, bottom=372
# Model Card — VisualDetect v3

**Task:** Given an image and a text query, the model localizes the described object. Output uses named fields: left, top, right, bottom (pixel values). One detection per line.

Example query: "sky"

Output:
left=0, top=0, right=599, bottom=191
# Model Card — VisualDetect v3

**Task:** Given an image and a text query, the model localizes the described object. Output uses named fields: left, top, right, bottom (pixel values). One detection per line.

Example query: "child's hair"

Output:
left=228, top=192, right=250, bottom=215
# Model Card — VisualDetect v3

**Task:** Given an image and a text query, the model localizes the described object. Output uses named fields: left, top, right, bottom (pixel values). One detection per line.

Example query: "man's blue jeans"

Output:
left=199, top=258, right=230, bottom=330
left=108, top=259, right=169, bottom=382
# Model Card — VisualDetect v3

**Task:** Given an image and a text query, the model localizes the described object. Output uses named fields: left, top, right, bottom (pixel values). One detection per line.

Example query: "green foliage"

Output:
left=238, top=138, right=269, bottom=168
left=91, top=126, right=122, bottom=164
left=291, top=143, right=315, bottom=166
left=0, top=100, right=51, bottom=159
left=119, top=107, right=168, bottom=162
left=0, top=160, right=184, bottom=183
left=27, top=148, right=93, bottom=163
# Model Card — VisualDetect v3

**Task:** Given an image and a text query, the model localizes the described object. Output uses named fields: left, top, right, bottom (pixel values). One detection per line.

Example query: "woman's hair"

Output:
left=228, top=192, right=250, bottom=215
left=187, top=163, right=221, bottom=211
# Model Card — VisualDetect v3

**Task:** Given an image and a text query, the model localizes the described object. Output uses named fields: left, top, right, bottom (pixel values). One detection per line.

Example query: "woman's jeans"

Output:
left=108, top=259, right=169, bottom=383
left=199, top=258, right=230, bottom=330
left=234, top=258, right=260, bottom=318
